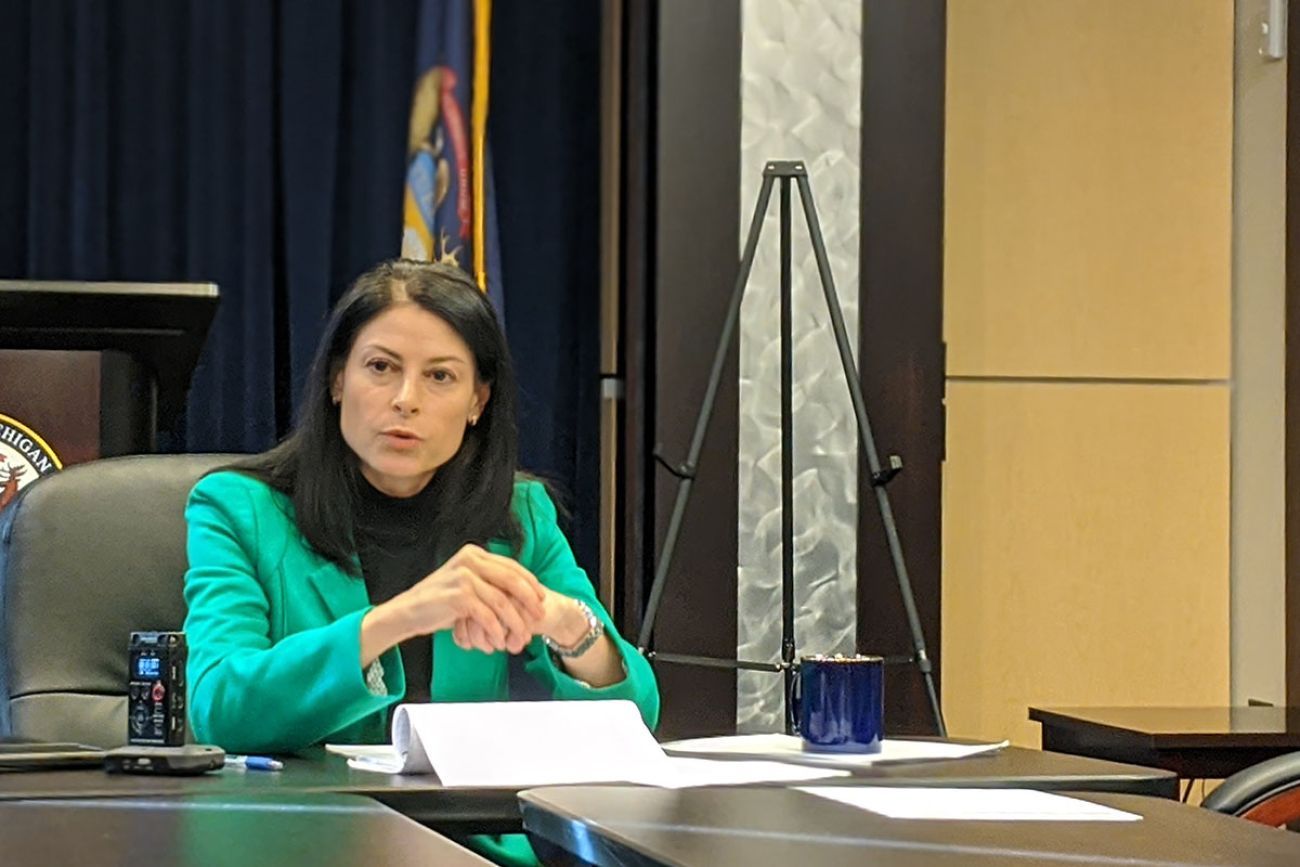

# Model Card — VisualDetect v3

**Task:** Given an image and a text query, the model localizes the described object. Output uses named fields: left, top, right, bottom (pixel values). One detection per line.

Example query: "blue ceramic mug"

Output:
left=791, top=654, right=884, bottom=753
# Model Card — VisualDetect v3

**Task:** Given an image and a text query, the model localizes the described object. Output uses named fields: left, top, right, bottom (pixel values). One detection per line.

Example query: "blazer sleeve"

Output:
left=182, top=475, right=403, bottom=753
left=517, top=481, right=661, bottom=730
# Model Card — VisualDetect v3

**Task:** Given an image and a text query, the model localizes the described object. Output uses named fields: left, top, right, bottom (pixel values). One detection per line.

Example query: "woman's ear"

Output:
left=331, top=370, right=343, bottom=405
left=471, top=382, right=491, bottom=421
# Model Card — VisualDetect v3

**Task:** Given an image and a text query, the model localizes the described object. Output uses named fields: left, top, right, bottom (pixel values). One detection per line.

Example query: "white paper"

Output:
left=345, top=749, right=405, bottom=773
left=799, top=786, right=1142, bottom=822
left=325, top=744, right=400, bottom=760
left=339, top=700, right=849, bottom=788
left=662, top=733, right=1009, bottom=768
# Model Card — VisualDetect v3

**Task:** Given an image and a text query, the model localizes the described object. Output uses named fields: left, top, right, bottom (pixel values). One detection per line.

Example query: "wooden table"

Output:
left=0, top=746, right=522, bottom=835
left=0, top=741, right=1177, bottom=832
left=792, top=742, right=1177, bottom=798
left=0, top=792, right=491, bottom=867
left=520, top=784, right=1300, bottom=867
left=1030, top=706, right=1300, bottom=780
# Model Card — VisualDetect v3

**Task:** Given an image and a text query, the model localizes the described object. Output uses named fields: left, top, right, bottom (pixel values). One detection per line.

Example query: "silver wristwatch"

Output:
left=543, top=599, right=604, bottom=658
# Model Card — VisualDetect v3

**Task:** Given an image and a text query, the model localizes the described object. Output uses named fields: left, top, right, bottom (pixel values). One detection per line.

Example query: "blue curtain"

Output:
left=0, top=0, right=602, bottom=571
left=493, top=0, right=602, bottom=571
left=0, top=0, right=416, bottom=452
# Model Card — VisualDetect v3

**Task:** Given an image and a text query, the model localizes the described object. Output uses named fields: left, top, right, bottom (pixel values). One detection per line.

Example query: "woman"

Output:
left=183, top=259, right=659, bottom=867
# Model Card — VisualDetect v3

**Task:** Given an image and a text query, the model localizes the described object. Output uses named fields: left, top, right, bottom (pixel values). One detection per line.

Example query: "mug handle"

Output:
left=786, top=665, right=801, bottom=734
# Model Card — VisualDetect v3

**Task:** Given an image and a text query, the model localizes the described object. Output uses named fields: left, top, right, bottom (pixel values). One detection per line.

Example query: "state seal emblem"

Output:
left=0, top=414, right=62, bottom=511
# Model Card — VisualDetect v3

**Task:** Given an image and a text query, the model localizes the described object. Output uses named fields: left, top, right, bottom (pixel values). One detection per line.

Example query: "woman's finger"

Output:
left=463, top=545, right=545, bottom=600
left=467, top=553, right=547, bottom=619
left=466, top=619, right=496, bottom=654
left=467, top=577, right=530, bottom=647
left=503, top=605, right=533, bottom=653
left=450, top=576, right=508, bottom=649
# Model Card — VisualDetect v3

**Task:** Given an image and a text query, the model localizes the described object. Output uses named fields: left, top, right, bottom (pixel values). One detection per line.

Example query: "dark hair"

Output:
left=227, top=259, right=522, bottom=572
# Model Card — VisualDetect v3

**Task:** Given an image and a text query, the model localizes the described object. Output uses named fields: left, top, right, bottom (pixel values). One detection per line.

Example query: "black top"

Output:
left=354, top=478, right=444, bottom=706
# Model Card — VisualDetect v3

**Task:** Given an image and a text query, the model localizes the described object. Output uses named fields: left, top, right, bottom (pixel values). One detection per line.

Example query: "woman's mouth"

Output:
left=380, top=429, right=422, bottom=448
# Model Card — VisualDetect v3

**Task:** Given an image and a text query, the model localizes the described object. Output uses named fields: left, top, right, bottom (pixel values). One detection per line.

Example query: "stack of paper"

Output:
left=661, top=733, right=1010, bottom=768
left=330, top=700, right=848, bottom=789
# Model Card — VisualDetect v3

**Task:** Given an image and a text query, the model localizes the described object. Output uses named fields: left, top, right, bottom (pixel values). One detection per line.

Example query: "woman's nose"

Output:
left=392, top=375, right=421, bottom=415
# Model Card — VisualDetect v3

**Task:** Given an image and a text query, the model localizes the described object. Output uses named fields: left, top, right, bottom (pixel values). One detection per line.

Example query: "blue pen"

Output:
left=225, top=754, right=284, bottom=772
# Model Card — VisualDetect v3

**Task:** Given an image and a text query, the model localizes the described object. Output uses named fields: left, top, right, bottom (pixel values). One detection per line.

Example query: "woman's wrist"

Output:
left=545, top=597, right=591, bottom=647
left=359, top=600, right=417, bottom=666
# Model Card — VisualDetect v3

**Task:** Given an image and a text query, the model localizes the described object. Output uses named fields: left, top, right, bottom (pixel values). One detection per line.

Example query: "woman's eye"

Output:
left=366, top=359, right=394, bottom=374
left=427, top=369, right=453, bottom=383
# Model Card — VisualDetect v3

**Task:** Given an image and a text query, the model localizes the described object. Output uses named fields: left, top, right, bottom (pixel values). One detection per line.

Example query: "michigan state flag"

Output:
left=402, top=0, right=505, bottom=315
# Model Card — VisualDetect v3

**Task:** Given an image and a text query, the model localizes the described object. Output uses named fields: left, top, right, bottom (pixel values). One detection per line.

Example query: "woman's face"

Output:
left=332, top=301, right=489, bottom=498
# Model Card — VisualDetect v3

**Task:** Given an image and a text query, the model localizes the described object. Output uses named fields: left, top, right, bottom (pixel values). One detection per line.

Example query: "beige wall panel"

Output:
left=941, top=382, right=1230, bottom=746
left=1229, top=0, right=1286, bottom=707
left=945, top=0, right=1232, bottom=379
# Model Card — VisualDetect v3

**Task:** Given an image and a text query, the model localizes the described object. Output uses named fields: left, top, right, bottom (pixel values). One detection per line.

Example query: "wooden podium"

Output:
left=0, top=281, right=218, bottom=504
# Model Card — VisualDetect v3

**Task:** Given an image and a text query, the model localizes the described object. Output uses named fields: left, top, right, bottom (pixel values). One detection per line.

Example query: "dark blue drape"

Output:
left=493, top=0, right=601, bottom=571
left=0, top=0, right=602, bottom=571
left=0, top=0, right=418, bottom=454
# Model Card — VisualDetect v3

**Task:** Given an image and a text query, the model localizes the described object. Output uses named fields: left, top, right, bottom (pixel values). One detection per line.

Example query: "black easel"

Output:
left=636, top=160, right=947, bottom=737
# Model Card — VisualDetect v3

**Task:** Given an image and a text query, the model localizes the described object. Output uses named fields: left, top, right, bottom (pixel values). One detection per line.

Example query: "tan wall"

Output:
left=945, top=0, right=1232, bottom=380
left=943, top=0, right=1234, bottom=746
left=943, top=383, right=1230, bottom=744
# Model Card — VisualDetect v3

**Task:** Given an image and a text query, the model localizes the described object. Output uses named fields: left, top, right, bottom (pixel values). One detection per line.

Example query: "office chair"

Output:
left=1202, top=751, right=1300, bottom=828
left=0, top=453, right=233, bottom=747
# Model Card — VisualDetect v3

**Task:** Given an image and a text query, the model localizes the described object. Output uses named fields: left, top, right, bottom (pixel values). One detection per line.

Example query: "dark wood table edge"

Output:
left=520, top=791, right=660, bottom=867
left=1030, top=708, right=1300, bottom=780
left=0, top=743, right=1177, bottom=833
left=519, top=786, right=1300, bottom=867
left=659, top=737, right=1176, bottom=799
left=0, top=791, right=498, bottom=866
left=519, top=767, right=1182, bottom=867
left=1030, top=708, right=1158, bottom=746
left=830, top=772, right=1175, bottom=799
left=0, top=768, right=526, bottom=836
left=1029, top=707, right=1300, bottom=750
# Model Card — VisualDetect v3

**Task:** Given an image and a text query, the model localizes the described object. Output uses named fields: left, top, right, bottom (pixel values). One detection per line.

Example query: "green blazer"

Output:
left=183, top=470, right=661, bottom=754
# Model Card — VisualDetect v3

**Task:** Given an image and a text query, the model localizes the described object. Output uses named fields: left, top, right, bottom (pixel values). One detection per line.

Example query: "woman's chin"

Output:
left=360, top=458, right=436, bottom=495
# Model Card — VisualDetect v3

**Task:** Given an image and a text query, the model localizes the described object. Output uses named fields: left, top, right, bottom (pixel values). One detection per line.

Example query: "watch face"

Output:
left=545, top=600, right=604, bottom=658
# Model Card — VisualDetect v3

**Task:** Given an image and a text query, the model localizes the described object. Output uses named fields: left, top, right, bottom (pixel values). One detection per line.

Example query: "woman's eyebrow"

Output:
left=359, top=342, right=401, bottom=358
left=359, top=343, right=469, bottom=365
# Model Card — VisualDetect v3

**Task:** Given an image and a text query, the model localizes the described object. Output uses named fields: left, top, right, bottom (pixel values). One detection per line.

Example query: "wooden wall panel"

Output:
left=858, top=0, right=946, bottom=735
left=942, top=382, right=1230, bottom=746
left=945, top=0, right=1233, bottom=379
left=0, top=350, right=100, bottom=467
left=648, top=0, right=741, bottom=739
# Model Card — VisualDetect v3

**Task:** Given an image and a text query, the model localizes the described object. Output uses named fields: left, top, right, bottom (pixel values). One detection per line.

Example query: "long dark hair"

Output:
left=226, top=259, right=522, bottom=573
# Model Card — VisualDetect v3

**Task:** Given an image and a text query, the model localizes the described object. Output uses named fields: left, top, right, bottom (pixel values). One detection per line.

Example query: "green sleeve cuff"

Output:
left=524, top=633, right=661, bottom=729
left=189, top=608, right=405, bottom=753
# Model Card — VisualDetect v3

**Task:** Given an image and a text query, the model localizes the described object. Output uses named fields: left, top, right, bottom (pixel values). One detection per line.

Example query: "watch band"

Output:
left=543, top=599, right=604, bottom=658
left=363, top=658, right=387, bottom=697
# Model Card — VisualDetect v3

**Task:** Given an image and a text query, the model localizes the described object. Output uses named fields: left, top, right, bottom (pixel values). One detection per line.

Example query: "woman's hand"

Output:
left=360, top=544, right=546, bottom=665
left=452, top=585, right=588, bottom=653
left=455, top=585, right=627, bottom=688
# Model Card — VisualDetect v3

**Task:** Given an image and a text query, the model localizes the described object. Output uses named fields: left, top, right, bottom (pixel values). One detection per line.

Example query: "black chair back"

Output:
left=1203, top=750, right=1300, bottom=827
left=0, top=454, right=233, bottom=747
